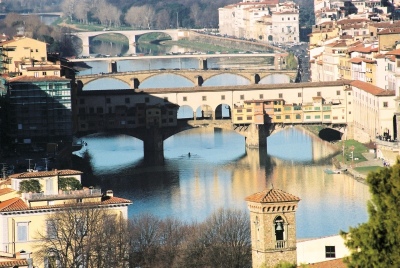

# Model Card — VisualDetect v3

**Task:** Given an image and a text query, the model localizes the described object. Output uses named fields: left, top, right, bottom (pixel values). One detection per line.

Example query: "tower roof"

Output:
left=245, top=188, right=300, bottom=203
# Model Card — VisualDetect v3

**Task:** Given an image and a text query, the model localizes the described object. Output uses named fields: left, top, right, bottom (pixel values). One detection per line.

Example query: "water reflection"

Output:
left=74, top=127, right=369, bottom=239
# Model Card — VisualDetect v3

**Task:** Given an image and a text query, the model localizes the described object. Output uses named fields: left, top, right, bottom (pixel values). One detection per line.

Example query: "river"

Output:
left=73, top=45, right=369, bottom=239
left=73, top=127, right=369, bottom=239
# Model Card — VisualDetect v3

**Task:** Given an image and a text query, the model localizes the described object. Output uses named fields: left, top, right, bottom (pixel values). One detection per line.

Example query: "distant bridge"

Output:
left=76, top=68, right=298, bottom=88
left=73, top=80, right=350, bottom=163
left=68, top=29, right=185, bottom=56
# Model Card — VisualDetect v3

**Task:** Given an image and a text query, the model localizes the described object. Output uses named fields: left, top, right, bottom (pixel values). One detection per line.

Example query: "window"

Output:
left=42, top=72, right=47, bottom=75
left=276, top=115, right=281, bottom=119
left=17, top=222, right=28, bottom=242
left=336, top=90, right=341, bottom=95
left=317, top=92, right=321, bottom=97
left=325, top=246, right=336, bottom=258
left=315, top=115, right=321, bottom=119
left=306, top=115, right=311, bottom=119
left=240, top=95, right=244, bottom=100
left=383, top=102, right=388, bottom=107
left=237, top=116, right=243, bottom=120
left=324, top=115, right=330, bottom=119
left=183, top=96, right=187, bottom=101
left=34, top=72, right=39, bottom=77
left=298, top=92, right=301, bottom=97
left=259, top=94, right=263, bottom=99
left=279, top=93, right=283, bottom=98
left=296, top=114, right=301, bottom=119
left=247, top=116, right=252, bottom=120
left=106, top=98, right=111, bottom=104
left=202, top=96, right=207, bottom=101
left=221, top=95, right=225, bottom=100
left=125, top=98, right=130, bottom=104
left=285, top=115, right=290, bottom=119
left=47, top=220, right=57, bottom=239
left=246, top=109, right=252, bottom=112
left=164, top=97, right=168, bottom=102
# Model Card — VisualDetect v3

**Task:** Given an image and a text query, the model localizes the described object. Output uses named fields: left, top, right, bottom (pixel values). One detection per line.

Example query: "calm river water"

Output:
left=74, top=49, right=369, bottom=239
left=74, top=127, right=369, bottom=239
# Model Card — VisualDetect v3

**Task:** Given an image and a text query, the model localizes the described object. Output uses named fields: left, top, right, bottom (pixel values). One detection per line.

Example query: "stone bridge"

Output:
left=76, top=68, right=298, bottom=88
left=68, top=29, right=185, bottom=56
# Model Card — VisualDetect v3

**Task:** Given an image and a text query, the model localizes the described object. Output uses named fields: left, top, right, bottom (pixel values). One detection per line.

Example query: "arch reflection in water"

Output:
left=74, top=127, right=369, bottom=239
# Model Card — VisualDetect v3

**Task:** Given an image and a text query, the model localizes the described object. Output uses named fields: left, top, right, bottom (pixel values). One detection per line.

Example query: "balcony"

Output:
left=275, top=240, right=286, bottom=249
left=23, top=188, right=102, bottom=201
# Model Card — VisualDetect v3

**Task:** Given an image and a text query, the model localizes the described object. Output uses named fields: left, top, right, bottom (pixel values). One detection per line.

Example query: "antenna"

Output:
left=42, top=158, right=49, bottom=171
left=26, top=159, right=33, bottom=172
left=0, top=163, right=7, bottom=179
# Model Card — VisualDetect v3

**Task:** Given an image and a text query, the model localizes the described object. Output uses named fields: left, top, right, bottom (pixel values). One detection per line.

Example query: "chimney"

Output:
left=105, top=190, right=113, bottom=197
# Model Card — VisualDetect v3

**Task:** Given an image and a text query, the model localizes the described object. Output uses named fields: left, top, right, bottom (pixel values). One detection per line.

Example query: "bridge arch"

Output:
left=80, top=77, right=131, bottom=90
left=177, top=105, right=195, bottom=119
left=202, top=73, right=251, bottom=86
left=139, top=73, right=194, bottom=88
left=259, top=73, right=291, bottom=84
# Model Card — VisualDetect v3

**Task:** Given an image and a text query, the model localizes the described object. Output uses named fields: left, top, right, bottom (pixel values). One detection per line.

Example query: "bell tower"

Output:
left=245, top=188, right=300, bottom=268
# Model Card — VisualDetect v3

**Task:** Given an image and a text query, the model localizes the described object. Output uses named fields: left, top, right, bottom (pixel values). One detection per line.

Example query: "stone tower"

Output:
left=245, top=188, right=300, bottom=268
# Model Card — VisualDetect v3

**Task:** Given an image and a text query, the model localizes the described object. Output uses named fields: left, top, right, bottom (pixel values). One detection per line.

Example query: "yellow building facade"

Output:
left=0, top=170, right=132, bottom=267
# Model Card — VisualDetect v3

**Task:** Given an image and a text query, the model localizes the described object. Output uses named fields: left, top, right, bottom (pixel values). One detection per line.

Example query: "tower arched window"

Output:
left=274, top=216, right=285, bottom=249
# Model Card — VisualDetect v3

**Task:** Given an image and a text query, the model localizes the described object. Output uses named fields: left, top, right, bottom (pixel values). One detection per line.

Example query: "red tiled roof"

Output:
left=385, top=48, right=400, bottom=56
left=0, top=259, right=29, bottom=268
left=6, top=75, right=70, bottom=82
left=0, top=196, right=132, bottom=213
left=378, top=28, right=400, bottom=34
left=349, top=58, right=363, bottom=64
left=298, top=258, right=346, bottom=268
left=9, top=169, right=82, bottom=179
left=350, top=80, right=395, bottom=96
left=245, top=188, right=300, bottom=203
left=25, top=65, right=60, bottom=71
left=0, top=197, right=28, bottom=212
left=0, top=188, right=14, bottom=196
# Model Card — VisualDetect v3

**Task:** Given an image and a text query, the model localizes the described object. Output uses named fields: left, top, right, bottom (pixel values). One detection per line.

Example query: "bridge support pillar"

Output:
left=245, top=124, right=267, bottom=149
left=109, top=61, right=117, bottom=73
left=199, top=59, right=208, bottom=70
left=143, top=127, right=164, bottom=165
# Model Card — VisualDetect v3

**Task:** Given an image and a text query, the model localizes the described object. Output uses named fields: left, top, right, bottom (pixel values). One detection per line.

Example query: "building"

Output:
left=246, top=188, right=352, bottom=267
left=245, top=188, right=300, bottom=267
left=0, top=169, right=132, bottom=267
left=218, top=0, right=300, bottom=43
left=0, top=36, right=72, bottom=151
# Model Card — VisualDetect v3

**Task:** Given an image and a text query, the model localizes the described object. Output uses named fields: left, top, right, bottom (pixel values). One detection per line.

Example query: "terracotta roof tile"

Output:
left=0, top=197, right=29, bottom=212
left=297, top=258, right=346, bottom=268
left=349, top=58, right=363, bottom=64
left=26, top=65, right=60, bottom=71
left=0, top=196, right=132, bottom=213
left=386, top=48, right=400, bottom=56
left=6, top=75, right=70, bottom=82
left=245, top=188, right=300, bottom=203
left=0, top=259, right=29, bottom=268
left=9, top=169, right=82, bottom=179
left=0, top=188, right=14, bottom=196
left=378, top=28, right=400, bottom=34
left=350, top=80, right=395, bottom=96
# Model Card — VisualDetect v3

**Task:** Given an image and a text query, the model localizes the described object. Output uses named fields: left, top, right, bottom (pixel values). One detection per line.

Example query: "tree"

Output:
left=35, top=204, right=130, bottom=268
left=178, top=208, right=251, bottom=268
left=341, top=163, right=400, bottom=267
left=58, top=177, right=82, bottom=191
left=19, top=179, right=42, bottom=193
